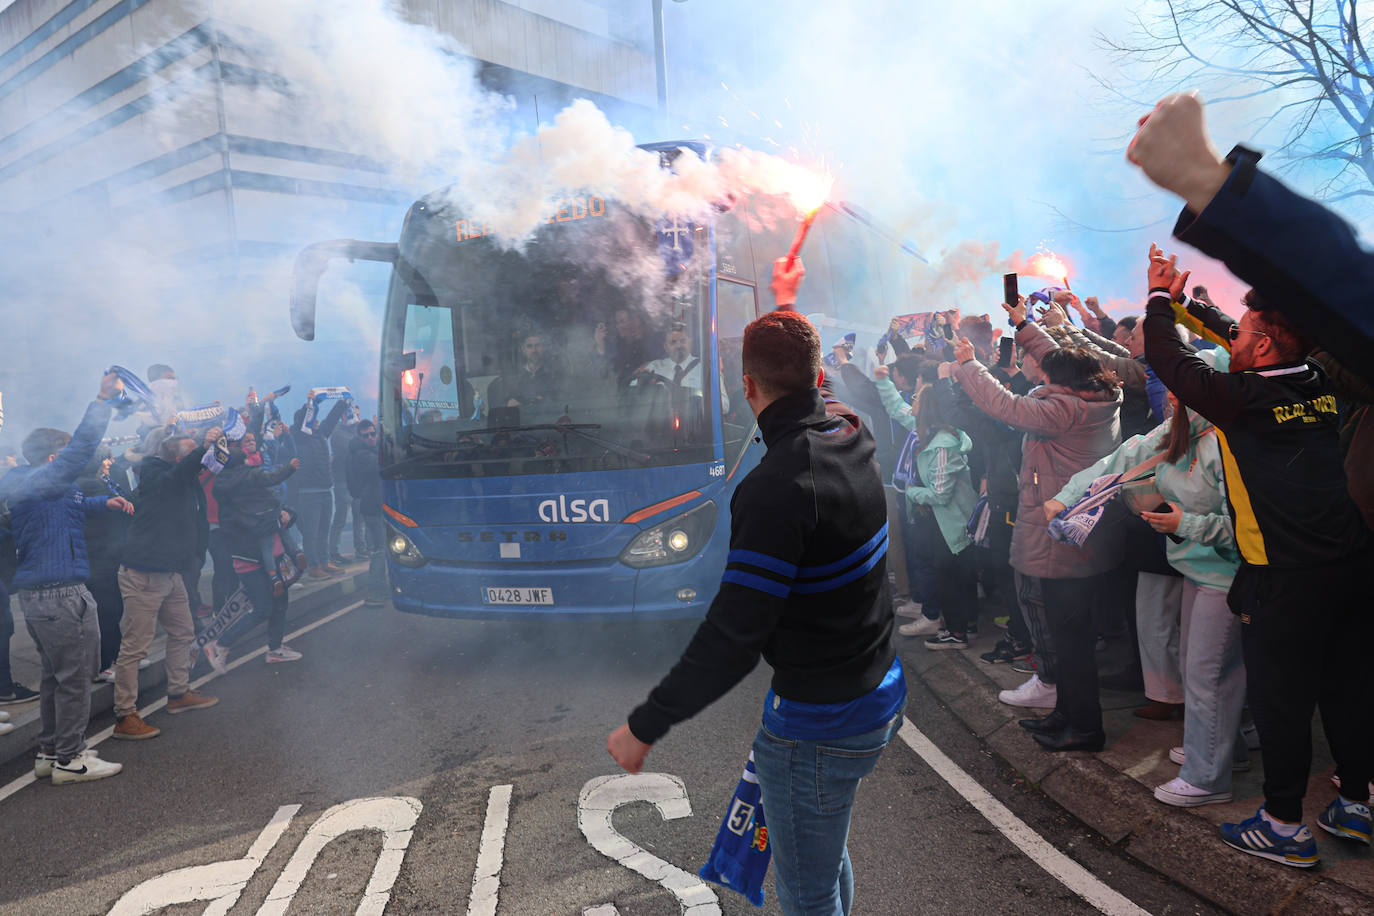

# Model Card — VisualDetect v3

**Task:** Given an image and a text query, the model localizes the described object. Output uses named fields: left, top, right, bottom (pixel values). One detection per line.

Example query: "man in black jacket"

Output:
left=608, top=259, right=904, bottom=914
left=345, top=420, right=386, bottom=606
left=112, top=428, right=222, bottom=740
left=1144, top=252, right=1372, bottom=868
left=293, top=395, right=350, bottom=579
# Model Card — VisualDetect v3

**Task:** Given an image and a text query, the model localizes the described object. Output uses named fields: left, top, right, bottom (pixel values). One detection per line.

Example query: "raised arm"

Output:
left=1143, top=250, right=1249, bottom=429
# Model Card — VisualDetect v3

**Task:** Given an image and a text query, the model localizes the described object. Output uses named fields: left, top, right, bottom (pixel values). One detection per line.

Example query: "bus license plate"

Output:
left=483, top=587, right=554, bottom=606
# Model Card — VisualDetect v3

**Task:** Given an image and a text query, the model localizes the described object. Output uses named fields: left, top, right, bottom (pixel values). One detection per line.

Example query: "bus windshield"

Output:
left=378, top=199, right=717, bottom=479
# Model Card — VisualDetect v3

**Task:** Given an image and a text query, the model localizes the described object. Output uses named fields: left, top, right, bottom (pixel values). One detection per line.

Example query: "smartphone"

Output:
left=1003, top=273, right=1019, bottom=326
left=997, top=336, right=1014, bottom=368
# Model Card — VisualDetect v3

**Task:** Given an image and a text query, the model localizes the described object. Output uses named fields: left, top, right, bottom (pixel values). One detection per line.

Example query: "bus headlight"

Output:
left=387, top=529, right=427, bottom=568
left=620, top=501, right=717, bottom=569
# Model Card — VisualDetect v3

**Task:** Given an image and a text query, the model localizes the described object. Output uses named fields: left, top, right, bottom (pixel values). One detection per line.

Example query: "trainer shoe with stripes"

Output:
left=1318, top=797, right=1372, bottom=845
left=266, top=646, right=303, bottom=664
left=924, top=630, right=969, bottom=650
left=52, top=750, right=123, bottom=785
left=36, top=749, right=102, bottom=779
left=1219, top=808, right=1319, bottom=868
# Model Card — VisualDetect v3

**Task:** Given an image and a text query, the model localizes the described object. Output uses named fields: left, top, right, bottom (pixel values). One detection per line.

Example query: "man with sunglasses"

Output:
left=1142, top=248, right=1372, bottom=870
left=346, top=420, right=386, bottom=606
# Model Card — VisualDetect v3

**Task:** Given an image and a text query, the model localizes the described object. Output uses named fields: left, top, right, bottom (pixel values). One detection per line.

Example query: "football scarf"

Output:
left=698, top=753, right=770, bottom=907
left=300, top=387, right=352, bottom=435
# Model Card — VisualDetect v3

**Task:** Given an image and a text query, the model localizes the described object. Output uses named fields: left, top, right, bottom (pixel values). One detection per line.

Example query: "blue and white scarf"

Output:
left=1047, top=473, right=1122, bottom=547
left=178, top=403, right=227, bottom=430
left=300, top=387, right=352, bottom=436
left=699, top=752, right=770, bottom=907
left=106, top=366, right=155, bottom=419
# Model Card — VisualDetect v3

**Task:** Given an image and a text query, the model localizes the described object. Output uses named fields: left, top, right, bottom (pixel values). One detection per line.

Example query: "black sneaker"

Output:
left=924, top=630, right=969, bottom=650
left=0, top=682, right=39, bottom=705
left=980, top=638, right=1031, bottom=665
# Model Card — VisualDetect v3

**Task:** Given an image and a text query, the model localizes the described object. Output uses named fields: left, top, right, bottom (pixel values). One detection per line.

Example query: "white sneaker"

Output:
left=898, top=616, right=943, bottom=637
left=0, top=721, right=12, bottom=736
left=266, top=646, right=303, bottom=664
left=998, top=674, right=1058, bottom=708
left=1169, top=746, right=1251, bottom=772
left=202, top=641, right=229, bottom=674
left=94, top=668, right=115, bottom=683
left=1154, top=777, right=1232, bottom=807
left=0, top=710, right=10, bottom=721
left=51, top=750, right=122, bottom=785
left=36, top=749, right=99, bottom=779
left=894, top=601, right=925, bottom=619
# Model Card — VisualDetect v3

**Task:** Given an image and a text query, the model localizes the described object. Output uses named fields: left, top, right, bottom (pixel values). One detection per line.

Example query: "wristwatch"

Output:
left=1224, top=144, right=1264, bottom=195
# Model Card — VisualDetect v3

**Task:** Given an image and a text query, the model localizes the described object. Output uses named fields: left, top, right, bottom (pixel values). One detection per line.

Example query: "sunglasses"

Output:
left=1227, top=326, right=1270, bottom=342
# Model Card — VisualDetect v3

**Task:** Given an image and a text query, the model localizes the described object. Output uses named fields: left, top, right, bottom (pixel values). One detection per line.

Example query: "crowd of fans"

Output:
left=0, top=92, right=1368, bottom=878
left=0, top=374, right=382, bottom=780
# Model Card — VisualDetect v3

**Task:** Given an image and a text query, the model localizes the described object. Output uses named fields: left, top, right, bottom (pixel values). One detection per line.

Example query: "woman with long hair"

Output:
left=1048, top=348, right=1246, bottom=806
left=901, top=384, right=979, bottom=648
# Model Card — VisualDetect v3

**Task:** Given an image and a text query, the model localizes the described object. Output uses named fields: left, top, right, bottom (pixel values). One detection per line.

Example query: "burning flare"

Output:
left=1027, top=252, right=1070, bottom=287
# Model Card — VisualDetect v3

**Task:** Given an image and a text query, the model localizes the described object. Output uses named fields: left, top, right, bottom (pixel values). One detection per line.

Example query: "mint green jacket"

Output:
left=1053, top=410, right=1240, bottom=591
left=905, top=429, right=978, bottom=555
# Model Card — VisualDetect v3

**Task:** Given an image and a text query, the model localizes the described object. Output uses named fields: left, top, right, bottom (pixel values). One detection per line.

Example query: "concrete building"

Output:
left=0, top=0, right=660, bottom=430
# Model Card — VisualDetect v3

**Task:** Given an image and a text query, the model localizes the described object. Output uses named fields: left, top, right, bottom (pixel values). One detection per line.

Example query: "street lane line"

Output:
left=467, top=784, right=513, bottom=916
left=898, top=720, right=1152, bottom=916
left=0, top=600, right=364, bottom=805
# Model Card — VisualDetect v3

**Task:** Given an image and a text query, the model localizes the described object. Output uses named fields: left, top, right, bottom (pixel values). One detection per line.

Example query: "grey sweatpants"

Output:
left=20, top=584, right=100, bottom=761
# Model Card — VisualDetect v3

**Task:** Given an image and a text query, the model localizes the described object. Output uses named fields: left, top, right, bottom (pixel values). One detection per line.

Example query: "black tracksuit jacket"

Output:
left=1144, top=293, right=1368, bottom=569
left=628, top=388, right=895, bottom=744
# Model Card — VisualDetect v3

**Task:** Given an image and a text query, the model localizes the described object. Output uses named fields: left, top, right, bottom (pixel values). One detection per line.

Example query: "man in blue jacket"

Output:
left=0, top=373, right=133, bottom=784
left=608, top=259, right=905, bottom=914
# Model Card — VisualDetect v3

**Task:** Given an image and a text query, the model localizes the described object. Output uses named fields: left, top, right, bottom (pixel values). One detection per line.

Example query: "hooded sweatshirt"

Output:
left=904, top=429, right=977, bottom=555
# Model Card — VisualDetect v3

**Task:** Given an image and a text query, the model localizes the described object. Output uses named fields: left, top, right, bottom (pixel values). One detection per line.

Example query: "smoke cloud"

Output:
left=0, top=0, right=1342, bottom=442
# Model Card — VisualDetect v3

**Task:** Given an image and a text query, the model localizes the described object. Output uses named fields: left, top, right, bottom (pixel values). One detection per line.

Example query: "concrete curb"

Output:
left=907, top=643, right=1374, bottom=915
left=0, top=569, right=371, bottom=771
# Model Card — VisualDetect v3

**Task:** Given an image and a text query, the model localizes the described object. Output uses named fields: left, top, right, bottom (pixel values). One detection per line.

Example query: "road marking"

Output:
left=578, top=773, right=720, bottom=915
left=258, top=796, right=422, bottom=916
left=898, top=720, right=1152, bottom=916
left=467, top=784, right=513, bottom=916
left=0, top=600, right=364, bottom=805
left=107, top=805, right=301, bottom=916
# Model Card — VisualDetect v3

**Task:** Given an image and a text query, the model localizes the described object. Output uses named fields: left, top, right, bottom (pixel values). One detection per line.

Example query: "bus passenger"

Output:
left=488, top=333, right=560, bottom=412
left=611, top=308, right=655, bottom=383
left=632, top=324, right=730, bottom=412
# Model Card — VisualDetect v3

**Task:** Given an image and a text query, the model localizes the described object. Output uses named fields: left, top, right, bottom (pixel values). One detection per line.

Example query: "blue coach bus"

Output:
left=289, top=142, right=921, bottom=619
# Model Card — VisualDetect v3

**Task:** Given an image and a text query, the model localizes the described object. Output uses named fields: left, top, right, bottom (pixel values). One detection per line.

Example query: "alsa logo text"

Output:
left=538, top=496, right=610, bottom=523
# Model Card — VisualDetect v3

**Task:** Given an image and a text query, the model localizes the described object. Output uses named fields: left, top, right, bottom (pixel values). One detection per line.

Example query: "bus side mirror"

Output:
left=290, top=240, right=398, bottom=341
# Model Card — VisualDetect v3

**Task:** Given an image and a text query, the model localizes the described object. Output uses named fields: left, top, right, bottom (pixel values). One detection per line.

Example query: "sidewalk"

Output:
left=898, top=614, right=1374, bottom=915
left=0, top=559, right=375, bottom=771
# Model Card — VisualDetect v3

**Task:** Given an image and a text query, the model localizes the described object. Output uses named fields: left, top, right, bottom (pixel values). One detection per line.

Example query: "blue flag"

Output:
left=657, top=215, right=695, bottom=274
left=699, top=752, right=770, bottom=907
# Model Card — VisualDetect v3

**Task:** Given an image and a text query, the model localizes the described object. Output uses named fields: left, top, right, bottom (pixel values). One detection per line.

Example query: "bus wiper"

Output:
left=484, top=422, right=654, bottom=466
left=401, top=422, right=652, bottom=466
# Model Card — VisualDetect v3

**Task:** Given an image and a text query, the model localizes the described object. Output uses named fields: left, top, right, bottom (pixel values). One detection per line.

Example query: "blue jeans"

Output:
left=751, top=708, right=905, bottom=915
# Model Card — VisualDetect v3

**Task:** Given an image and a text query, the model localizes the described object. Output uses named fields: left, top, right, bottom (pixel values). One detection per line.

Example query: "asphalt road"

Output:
left=0, top=596, right=1225, bottom=915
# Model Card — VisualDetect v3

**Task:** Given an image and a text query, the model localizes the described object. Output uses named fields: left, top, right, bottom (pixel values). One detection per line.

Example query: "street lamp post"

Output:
left=652, top=0, right=686, bottom=117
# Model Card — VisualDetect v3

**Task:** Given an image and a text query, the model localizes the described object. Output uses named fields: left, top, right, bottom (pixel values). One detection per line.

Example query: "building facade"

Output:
left=0, top=0, right=659, bottom=430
